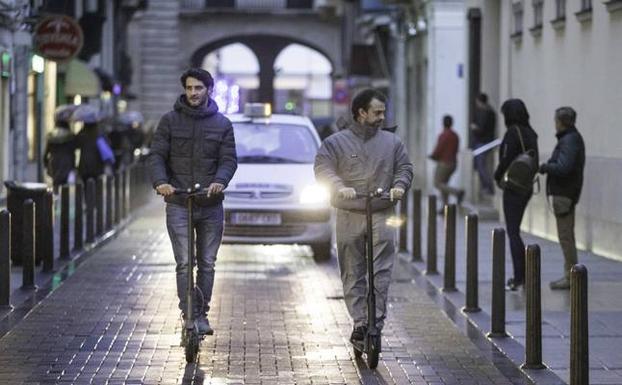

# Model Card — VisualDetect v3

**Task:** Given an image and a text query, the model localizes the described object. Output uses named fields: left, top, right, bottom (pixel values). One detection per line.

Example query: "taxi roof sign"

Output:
left=244, top=103, right=271, bottom=118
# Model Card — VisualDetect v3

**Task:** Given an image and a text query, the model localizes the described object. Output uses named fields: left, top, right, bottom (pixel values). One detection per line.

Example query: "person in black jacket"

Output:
left=148, top=68, right=237, bottom=335
left=72, top=105, right=112, bottom=184
left=470, top=93, right=496, bottom=195
left=538, top=107, right=585, bottom=290
left=44, top=105, right=77, bottom=190
left=494, top=99, right=539, bottom=291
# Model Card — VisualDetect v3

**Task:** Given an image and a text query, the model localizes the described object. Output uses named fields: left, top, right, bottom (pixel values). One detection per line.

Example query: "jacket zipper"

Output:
left=191, top=120, right=196, bottom=186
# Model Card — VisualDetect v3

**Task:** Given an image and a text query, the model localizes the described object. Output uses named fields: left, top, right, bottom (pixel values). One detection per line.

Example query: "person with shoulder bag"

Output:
left=538, top=107, right=585, bottom=290
left=494, top=99, right=539, bottom=291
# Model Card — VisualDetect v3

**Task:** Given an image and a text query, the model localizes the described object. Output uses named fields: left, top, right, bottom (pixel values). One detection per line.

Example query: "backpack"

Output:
left=502, top=126, right=538, bottom=194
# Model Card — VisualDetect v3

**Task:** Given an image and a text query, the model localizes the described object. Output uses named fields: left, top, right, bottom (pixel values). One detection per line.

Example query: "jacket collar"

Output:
left=349, top=120, right=379, bottom=141
left=174, top=95, right=219, bottom=119
left=556, top=126, right=577, bottom=139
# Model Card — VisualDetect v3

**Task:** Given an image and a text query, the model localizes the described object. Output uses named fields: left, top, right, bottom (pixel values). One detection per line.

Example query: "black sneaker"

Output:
left=505, top=277, right=524, bottom=291
left=350, top=326, right=367, bottom=342
left=197, top=314, right=214, bottom=335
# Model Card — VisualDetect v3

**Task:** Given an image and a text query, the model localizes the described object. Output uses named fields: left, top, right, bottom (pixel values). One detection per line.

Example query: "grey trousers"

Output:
left=555, top=207, right=578, bottom=277
left=166, top=203, right=224, bottom=315
left=336, top=208, right=396, bottom=330
left=434, top=162, right=462, bottom=206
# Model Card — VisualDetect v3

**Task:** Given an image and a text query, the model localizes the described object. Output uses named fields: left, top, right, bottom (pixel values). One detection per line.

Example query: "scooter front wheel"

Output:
left=366, top=335, right=381, bottom=369
left=185, top=330, right=199, bottom=363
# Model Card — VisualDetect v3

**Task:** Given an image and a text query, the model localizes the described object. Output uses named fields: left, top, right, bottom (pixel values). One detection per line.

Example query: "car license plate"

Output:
left=230, top=212, right=282, bottom=226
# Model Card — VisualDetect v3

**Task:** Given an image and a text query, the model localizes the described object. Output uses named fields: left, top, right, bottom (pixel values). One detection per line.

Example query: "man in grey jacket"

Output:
left=314, top=88, right=413, bottom=343
left=148, top=68, right=237, bottom=334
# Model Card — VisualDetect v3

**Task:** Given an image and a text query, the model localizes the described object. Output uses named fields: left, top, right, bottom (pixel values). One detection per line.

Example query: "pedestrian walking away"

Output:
left=539, top=106, right=585, bottom=290
left=470, top=93, right=496, bottom=196
left=494, top=99, right=539, bottom=291
left=430, top=114, right=464, bottom=211
left=72, top=105, right=114, bottom=185
left=44, top=104, right=77, bottom=190
left=148, top=67, right=237, bottom=336
left=314, top=88, right=413, bottom=346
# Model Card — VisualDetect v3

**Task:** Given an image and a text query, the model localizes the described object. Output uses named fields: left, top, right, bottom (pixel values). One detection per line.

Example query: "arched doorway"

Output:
left=202, top=43, right=259, bottom=114
left=192, top=35, right=335, bottom=112
left=273, top=43, right=333, bottom=117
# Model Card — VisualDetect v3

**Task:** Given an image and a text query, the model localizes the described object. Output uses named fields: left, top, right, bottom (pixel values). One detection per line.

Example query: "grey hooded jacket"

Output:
left=148, top=95, right=237, bottom=205
left=314, top=121, right=413, bottom=212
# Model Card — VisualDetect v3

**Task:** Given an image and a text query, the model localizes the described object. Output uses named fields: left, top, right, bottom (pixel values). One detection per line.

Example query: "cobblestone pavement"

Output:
left=0, top=203, right=531, bottom=384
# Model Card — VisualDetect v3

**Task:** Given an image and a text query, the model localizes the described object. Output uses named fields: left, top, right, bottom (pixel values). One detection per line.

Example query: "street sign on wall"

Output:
left=33, top=15, right=83, bottom=62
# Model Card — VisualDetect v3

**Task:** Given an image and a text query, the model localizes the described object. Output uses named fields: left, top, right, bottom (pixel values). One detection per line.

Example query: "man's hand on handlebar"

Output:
left=207, top=183, right=225, bottom=197
left=389, top=187, right=405, bottom=202
left=338, top=187, right=357, bottom=200
left=156, top=183, right=175, bottom=197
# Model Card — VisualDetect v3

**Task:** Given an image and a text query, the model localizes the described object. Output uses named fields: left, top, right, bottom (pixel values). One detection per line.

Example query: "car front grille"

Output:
left=224, top=224, right=307, bottom=237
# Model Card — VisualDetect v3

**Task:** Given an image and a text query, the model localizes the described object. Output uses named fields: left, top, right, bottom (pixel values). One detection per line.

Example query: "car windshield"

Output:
left=232, top=122, right=318, bottom=164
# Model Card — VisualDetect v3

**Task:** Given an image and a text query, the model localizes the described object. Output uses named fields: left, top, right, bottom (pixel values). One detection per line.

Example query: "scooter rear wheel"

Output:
left=185, top=330, right=199, bottom=363
left=366, top=335, right=381, bottom=369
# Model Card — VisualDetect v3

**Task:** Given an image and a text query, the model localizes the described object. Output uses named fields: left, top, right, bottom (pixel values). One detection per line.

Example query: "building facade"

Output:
left=465, top=0, right=622, bottom=260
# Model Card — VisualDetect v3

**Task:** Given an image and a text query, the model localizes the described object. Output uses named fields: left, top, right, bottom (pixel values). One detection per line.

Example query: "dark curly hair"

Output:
left=351, top=88, right=387, bottom=120
left=180, top=68, right=214, bottom=89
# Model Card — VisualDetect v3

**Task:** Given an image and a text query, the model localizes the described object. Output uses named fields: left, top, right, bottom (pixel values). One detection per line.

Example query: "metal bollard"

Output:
left=60, top=185, right=70, bottom=260
left=106, top=174, right=113, bottom=231
left=399, top=194, right=408, bottom=253
left=488, top=228, right=508, bottom=338
left=22, top=199, right=36, bottom=289
left=114, top=171, right=121, bottom=225
left=74, top=182, right=84, bottom=251
left=425, top=195, right=438, bottom=275
left=0, top=210, right=11, bottom=308
left=85, top=179, right=95, bottom=243
left=570, top=264, right=589, bottom=385
left=41, top=190, right=54, bottom=272
left=463, top=213, right=480, bottom=312
left=96, top=176, right=104, bottom=236
left=522, top=244, right=545, bottom=369
left=443, top=204, right=457, bottom=292
left=123, top=168, right=130, bottom=218
left=411, top=189, right=422, bottom=261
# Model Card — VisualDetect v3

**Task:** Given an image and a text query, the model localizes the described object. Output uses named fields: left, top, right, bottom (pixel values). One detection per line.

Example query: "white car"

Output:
left=223, top=104, right=333, bottom=262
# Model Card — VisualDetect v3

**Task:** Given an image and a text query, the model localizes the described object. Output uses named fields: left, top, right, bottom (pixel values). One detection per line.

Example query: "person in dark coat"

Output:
left=148, top=68, right=238, bottom=335
left=470, top=93, right=496, bottom=195
left=44, top=105, right=77, bottom=190
left=72, top=105, right=110, bottom=184
left=538, top=106, right=585, bottom=290
left=494, top=99, right=539, bottom=291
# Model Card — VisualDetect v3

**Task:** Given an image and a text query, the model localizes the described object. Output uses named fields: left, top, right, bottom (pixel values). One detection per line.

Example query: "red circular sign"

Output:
left=33, top=15, right=83, bottom=62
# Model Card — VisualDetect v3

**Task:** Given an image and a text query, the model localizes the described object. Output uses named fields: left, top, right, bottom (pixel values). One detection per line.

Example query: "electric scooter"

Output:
left=350, top=188, right=398, bottom=369
left=160, top=183, right=212, bottom=363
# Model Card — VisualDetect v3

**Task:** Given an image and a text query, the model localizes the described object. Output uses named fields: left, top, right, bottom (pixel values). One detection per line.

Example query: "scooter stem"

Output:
left=366, top=192, right=377, bottom=334
left=186, top=195, right=194, bottom=327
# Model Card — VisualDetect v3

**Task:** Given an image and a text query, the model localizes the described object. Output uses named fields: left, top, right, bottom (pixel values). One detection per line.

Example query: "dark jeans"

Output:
left=473, top=142, right=494, bottom=194
left=502, top=189, right=531, bottom=282
left=166, top=202, right=224, bottom=315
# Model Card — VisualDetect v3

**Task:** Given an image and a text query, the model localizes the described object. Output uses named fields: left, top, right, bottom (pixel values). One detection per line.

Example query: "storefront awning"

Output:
left=63, top=59, right=100, bottom=97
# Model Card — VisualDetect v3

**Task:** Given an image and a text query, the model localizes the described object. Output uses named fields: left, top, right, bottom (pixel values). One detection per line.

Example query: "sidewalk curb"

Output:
left=398, top=253, right=568, bottom=385
left=0, top=209, right=142, bottom=338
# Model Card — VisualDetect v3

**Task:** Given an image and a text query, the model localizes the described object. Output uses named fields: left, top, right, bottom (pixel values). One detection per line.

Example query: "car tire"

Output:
left=311, top=242, right=332, bottom=263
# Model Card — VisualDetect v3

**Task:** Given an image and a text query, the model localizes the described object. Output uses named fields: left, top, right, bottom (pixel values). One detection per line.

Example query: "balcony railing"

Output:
left=181, top=0, right=314, bottom=10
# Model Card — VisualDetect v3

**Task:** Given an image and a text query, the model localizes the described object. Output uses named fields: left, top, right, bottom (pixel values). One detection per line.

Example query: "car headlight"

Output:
left=299, top=184, right=330, bottom=204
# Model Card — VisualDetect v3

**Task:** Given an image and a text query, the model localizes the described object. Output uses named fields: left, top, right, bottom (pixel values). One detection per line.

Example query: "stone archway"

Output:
left=191, top=35, right=335, bottom=105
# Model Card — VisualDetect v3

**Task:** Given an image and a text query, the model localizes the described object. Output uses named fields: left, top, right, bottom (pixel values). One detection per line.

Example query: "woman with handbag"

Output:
left=494, top=99, right=539, bottom=291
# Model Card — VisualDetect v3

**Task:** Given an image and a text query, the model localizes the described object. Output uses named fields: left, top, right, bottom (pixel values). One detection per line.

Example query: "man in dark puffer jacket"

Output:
left=539, top=106, right=585, bottom=290
left=148, top=68, right=237, bottom=334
